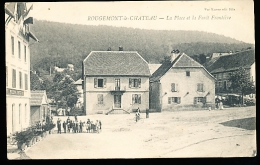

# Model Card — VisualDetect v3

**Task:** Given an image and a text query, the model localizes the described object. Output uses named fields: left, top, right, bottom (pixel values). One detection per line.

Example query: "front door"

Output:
left=114, top=95, right=121, bottom=108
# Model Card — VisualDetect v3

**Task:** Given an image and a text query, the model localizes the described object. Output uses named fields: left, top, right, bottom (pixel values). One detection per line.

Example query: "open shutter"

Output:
left=103, top=78, right=107, bottom=88
left=194, top=97, right=197, bottom=104
left=176, top=84, right=179, bottom=92
left=132, top=94, right=135, bottom=104
left=197, top=84, right=200, bottom=91
left=201, top=84, right=204, bottom=92
left=138, top=78, right=141, bottom=88
left=177, top=97, right=181, bottom=104
left=82, top=79, right=84, bottom=90
left=129, top=78, right=132, bottom=88
left=138, top=94, right=141, bottom=104
left=168, top=97, right=171, bottom=104
left=94, top=78, right=97, bottom=88
left=171, top=83, right=175, bottom=92
left=202, top=97, right=207, bottom=104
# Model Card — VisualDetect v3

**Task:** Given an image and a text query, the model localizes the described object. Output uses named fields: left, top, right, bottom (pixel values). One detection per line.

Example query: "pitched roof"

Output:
left=30, top=90, right=48, bottom=106
left=205, top=49, right=255, bottom=74
left=83, top=51, right=150, bottom=76
left=148, top=64, right=162, bottom=74
left=150, top=53, right=214, bottom=82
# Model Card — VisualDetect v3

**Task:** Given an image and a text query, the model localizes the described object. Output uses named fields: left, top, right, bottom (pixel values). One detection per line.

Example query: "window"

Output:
left=129, top=78, right=141, bottom=88
left=197, top=83, right=204, bottom=92
left=24, top=45, right=26, bottom=62
left=94, top=78, right=106, bottom=88
left=168, top=97, right=181, bottom=104
left=12, top=69, right=16, bottom=88
left=97, top=94, right=103, bottom=104
left=223, top=81, right=227, bottom=90
left=171, top=83, right=178, bottom=92
left=24, top=74, right=28, bottom=90
left=18, top=41, right=21, bottom=59
left=194, top=97, right=206, bottom=104
left=19, top=71, right=22, bottom=89
left=11, top=36, right=14, bottom=55
left=186, top=71, right=190, bottom=76
left=132, top=94, right=141, bottom=104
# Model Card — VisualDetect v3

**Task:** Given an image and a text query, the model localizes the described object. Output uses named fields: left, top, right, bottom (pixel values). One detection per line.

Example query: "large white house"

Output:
left=6, top=3, right=38, bottom=135
left=83, top=49, right=151, bottom=115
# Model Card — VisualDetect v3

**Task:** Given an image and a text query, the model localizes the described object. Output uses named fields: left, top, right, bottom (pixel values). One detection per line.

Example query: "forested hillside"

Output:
left=29, top=20, right=254, bottom=75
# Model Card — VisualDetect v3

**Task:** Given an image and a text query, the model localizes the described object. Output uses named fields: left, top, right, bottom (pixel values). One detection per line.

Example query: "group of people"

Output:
left=56, top=116, right=102, bottom=134
left=215, top=96, right=224, bottom=110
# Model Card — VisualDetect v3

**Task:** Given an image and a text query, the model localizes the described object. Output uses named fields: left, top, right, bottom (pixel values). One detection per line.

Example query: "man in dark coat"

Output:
left=63, top=121, right=67, bottom=133
left=75, top=122, right=79, bottom=133
left=99, top=120, right=102, bottom=130
left=79, top=120, right=83, bottom=133
left=57, top=118, right=61, bottom=134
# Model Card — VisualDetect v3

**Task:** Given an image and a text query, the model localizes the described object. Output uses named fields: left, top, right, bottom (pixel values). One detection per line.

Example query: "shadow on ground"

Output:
left=220, top=117, right=256, bottom=130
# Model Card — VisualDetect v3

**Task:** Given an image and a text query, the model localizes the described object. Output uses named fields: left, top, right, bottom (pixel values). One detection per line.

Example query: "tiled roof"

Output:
left=83, top=51, right=150, bottom=76
left=205, top=49, right=255, bottom=74
left=148, top=64, right=162, bottom=74
left=150, top=53, right=214, bottom=82
left=30, top=90, right=47, bottom=106
left=150, top=54, right=182, bottom=82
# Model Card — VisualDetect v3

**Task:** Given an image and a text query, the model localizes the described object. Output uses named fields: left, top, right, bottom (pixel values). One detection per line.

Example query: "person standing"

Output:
left=215, top=97, right=220, bottom=109
left=99, top=120, right=102, bottom=131
left=75, top=121, right=79, bottom=133
left=57, top=118, right=61, bottom=134
left=79, top=120, right=83, bottom=133
left=75, top=114, right=78, bottom=122
left=63, top=121, right=67, bottom=133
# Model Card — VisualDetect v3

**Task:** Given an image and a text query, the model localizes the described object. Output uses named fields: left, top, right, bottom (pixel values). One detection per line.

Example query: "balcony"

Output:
left=110, top=86, right=126, bottom=95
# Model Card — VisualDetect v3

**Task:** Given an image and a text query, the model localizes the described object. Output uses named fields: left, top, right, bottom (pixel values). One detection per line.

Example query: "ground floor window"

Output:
left=194, top=97, right=206, bottom=104
left=132, top=94, right=141, bottom=104
left=168, top=97, right=181, bottom=104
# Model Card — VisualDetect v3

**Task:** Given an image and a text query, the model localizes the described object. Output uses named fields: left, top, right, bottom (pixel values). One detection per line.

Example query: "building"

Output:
left=83, top=49, right=150, bottom=115
left=149, top=50, right=216, bottom=111
left=74, top=78, right=83, bottom=108
left=30, top=90, right=50, bottom=125
left=205, top=49, right=255, bottom=95
left=5, top=3, right=38, bottom=135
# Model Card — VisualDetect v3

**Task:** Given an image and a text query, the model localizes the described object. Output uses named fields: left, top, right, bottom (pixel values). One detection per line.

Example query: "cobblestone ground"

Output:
left=8, top=106, right=256, bottom=159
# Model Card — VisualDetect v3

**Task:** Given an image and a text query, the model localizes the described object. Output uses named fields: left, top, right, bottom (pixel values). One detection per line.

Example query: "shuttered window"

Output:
left=94, top=78, right=106, bottom=88
left=11, top=36, right=14, bottom=55
left=171, top=83, right=178, bottom=92
left=18, top=41, right=21, bottom=59
left=194, top=97, right=206, bottom=104
left=168, top=97, right=181, bottom=104
left=132, top=94, right=141, bottom=104
left=12, top=69, right=16, bottom=88
left=197, top=83, right=204, bottom=92
left=129, top=78, right=141, bottom=88
left=24, top=45, right=27, bottom=62
left=19, top=71, right=22, bottom=89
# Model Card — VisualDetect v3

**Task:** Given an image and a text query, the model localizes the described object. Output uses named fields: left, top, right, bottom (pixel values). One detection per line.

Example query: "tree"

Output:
left=229, top=67, right=255, bottom=105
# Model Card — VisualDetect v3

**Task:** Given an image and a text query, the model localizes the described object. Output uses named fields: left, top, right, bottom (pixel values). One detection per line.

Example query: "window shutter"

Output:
left=197, top=84, right=200, bottom=91
left=171, top=83, right=175, bottom=92
left=101, top=94, right=103, bottom=104
left=103, top=78, right=107, bottom=88
left=201, top=84, right=204, bottom=92
left=177, top=97, right=181, bottom=104
left=138, top=94, right=141, bottom=104
left=176, top=84, right=179, bottom=92
left=132, top=94, right=135, bottom=104
left=138, top=78, right=141, bottom=88
left=94, top=78, right=97, bottom=88
left=168, top=97, right=171, bottom=104
left=129, top=78, right=132, bottom=88
left=203, top=97, right=206, bottom=104
left=194, top=97, right=197, bottom=104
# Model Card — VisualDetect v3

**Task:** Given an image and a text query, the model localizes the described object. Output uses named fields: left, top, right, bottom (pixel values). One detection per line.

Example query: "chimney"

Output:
left=119, top=46, right=123, bottom=51
left=170, top=49, right=180, bottom=62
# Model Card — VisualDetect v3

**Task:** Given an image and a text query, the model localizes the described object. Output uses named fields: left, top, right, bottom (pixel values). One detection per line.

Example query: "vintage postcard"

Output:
left=6, top=1, right=255, bottom=159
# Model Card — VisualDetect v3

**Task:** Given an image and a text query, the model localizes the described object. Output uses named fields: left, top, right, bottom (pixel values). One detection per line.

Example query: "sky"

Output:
left=27, top=1, right=254, bottom=44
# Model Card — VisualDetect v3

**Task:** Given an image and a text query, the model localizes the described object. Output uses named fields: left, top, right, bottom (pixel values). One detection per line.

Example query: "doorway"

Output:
left=114, top=95, right=121, bottom=108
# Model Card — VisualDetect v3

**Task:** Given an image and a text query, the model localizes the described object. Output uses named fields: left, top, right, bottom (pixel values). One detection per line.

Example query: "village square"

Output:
left=6, top=2, right=255, bottom=159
